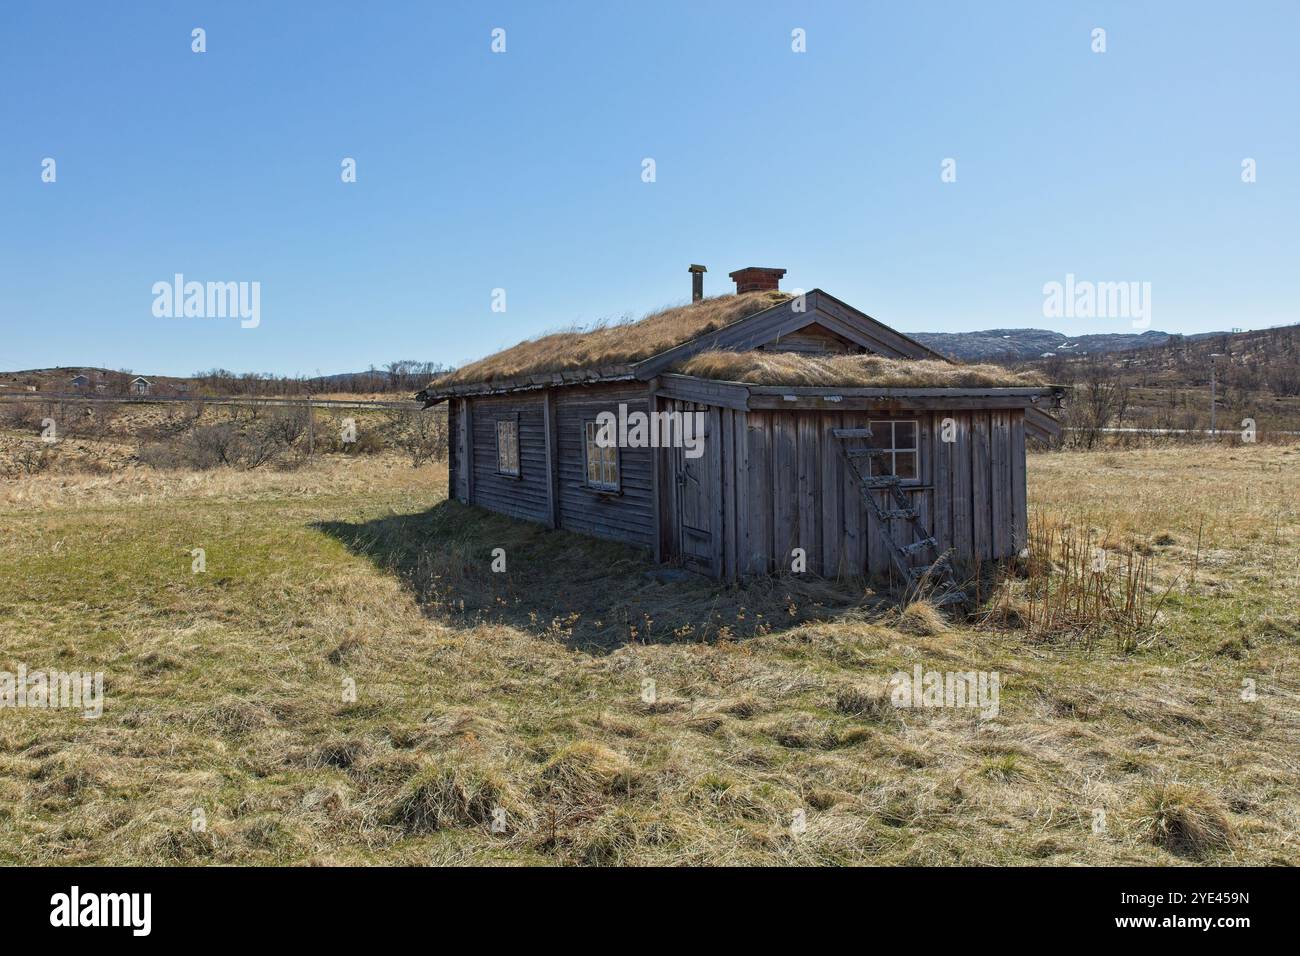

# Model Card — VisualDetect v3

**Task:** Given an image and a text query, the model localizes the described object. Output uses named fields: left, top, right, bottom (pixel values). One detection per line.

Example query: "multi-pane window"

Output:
left=584, top=421, right=619, bottom=491
left=866, top=420, right=918, bottom=481
left=496, top=418, right=519, bottom=476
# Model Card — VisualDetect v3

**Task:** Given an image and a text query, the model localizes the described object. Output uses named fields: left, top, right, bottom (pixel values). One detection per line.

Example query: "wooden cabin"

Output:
left=418, top=266, right=1063, bottom=586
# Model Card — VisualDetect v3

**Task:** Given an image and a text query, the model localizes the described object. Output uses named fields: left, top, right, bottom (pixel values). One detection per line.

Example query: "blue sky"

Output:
left=2, top=1, right=1296, bottom=377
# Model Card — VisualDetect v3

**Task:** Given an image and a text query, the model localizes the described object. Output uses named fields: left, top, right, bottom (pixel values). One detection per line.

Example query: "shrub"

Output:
left=187, top=423, right=242, bottom=468
left=382, top=407, right=446, bottom=466
left=1, top=401, right=41, bottom=430
left=345, top=429, right=386, bottom=456
left=0, top=445, right=58, bottom=478
left=135, top=442, right=189, bottom=470
left=137, top=409, right=311, bottom=470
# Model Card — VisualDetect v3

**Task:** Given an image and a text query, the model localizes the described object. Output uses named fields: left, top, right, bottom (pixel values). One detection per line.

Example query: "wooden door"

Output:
left=674, top=403, right=713, bottom=571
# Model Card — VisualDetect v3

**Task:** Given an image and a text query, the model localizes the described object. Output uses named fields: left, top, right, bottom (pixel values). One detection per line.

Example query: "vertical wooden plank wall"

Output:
left=931, top=410, right=953, bottom=558
left=917, top=415, right=934, bottom=544
left=819, top=416, right=842, bottom=578
left=731, top=409, right=750, bottom=581
left=720, top=408, right=738, bottom=581
left=989, top=411, right=1012, bottom=557
left=970, top=413, right=992, bottom=563
left=1010, top=410, right=1028, bottom=553
left=841, top=410, right=867, bottom=577
left=707, top=405, right=724, bottom=579
left=717, top=405, right=759, bottom=582
left=796, top=413, right=820, bottom=574
left=730, top=407, right=1024, bottom=581
left=950, top=411, right=972, bottom=564
left=770, top=413, right=798, bottom=572
left=746, top=415, right=767, bottom=569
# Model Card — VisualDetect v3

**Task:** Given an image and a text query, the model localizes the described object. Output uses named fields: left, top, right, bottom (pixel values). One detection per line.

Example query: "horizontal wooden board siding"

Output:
left=758, top=323, right=859, bottom=355
left=467, top=393, right=550, bottom=523
left=555, top=383, right=656, bottom=548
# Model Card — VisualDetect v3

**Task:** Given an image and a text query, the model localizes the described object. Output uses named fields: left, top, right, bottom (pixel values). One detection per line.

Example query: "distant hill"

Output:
left=0, top=367, right=194, bottom=397
left=911, top=328, right=1193, bottom=361
left=0, top=363, right=448, bottom=398
left=1023, top=322, right=1300, bottom=390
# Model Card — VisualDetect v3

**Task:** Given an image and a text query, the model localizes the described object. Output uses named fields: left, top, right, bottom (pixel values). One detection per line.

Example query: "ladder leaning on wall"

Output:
left=831, top=427, right=964, bottom=605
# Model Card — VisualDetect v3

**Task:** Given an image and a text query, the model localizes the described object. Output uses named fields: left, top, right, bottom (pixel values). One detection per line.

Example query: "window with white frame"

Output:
left=583, top=420, right=620, bottom=491
left=866, top=420, right=918, bottom=481
left=496, top=418, right=519, bottom=476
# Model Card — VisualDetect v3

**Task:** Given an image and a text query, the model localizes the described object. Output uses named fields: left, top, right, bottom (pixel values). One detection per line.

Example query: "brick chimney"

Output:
left=688, top=264, right=707, bottom=302
left=728, top=266, right=786, bottom=294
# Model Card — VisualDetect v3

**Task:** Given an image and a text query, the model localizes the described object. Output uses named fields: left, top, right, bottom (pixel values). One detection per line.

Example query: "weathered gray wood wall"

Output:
left=448, top=397, right=469, bottom=503
left=458, top=384, right=656, bottom=549
left=554, top=383, right=656, bottom=548
left=465, top=392, right=551, bottom=523
left=456, top=388, right=1028, bottom=584
left=757, top=322, right=861, bottom=355
left=716, top=407, right=1027, bottom=582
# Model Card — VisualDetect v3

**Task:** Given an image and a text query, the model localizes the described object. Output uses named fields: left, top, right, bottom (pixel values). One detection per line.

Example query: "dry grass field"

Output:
left=1, top=430, right=1297, bottom=865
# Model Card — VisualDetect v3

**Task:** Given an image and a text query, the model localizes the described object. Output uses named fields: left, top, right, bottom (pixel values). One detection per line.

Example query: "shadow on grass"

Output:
left=314, top=499, right=889, bottom=653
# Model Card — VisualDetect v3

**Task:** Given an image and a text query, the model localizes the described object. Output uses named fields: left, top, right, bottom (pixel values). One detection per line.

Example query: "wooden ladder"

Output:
left=832, top=427, right=963, bottom=604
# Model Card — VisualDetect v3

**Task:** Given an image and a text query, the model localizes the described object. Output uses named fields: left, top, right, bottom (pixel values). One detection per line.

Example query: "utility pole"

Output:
left=1209, top=353, right=1225, bottom=439
left=306, top=389, right=314, bottom=457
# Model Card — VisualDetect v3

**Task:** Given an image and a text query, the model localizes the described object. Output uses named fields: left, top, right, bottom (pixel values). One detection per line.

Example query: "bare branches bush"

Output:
left=138, top=408, right=312, bottom=470
left=381, top=407, right=447, bottom=466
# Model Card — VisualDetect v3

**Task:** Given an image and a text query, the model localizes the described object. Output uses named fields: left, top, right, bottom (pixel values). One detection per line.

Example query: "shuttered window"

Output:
left=496, top=418, right=519, bottom=476
left=584, top=420, right=619, bottom=491
left=866, top=420, right=918, bottom=481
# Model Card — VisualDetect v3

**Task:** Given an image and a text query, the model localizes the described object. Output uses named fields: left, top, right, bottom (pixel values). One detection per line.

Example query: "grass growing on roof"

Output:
left=429, top=291, right=790, bottom=388
left=675, top=350, right=1046, bottom=388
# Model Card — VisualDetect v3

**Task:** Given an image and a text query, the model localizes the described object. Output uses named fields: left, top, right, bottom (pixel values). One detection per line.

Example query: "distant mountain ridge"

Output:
left=909, top=328, right=1205, bottom=361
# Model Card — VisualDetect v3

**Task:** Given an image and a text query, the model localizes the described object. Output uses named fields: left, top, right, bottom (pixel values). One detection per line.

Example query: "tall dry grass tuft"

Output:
left=1138, top=782, right=1236, bottom=859
left=894, top=600, right=950, bottom=637
left=986, top=515, right=1176, bottom=651
left=537, top=742, right=638, bottom=805
left=384, top=757, right=527, bottom=834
